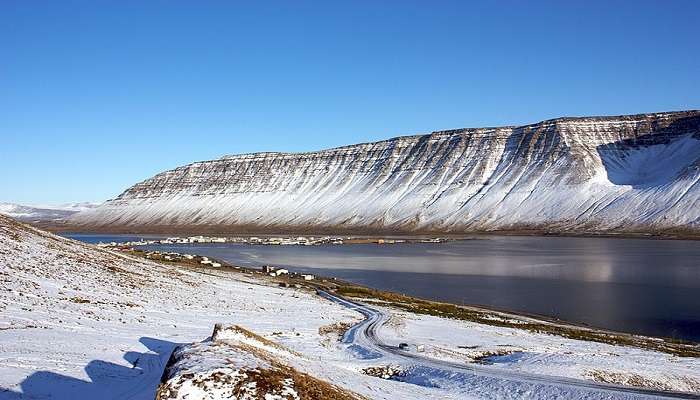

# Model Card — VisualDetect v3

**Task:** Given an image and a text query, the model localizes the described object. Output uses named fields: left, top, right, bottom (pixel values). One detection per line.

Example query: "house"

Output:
left=301, top=274, right=314, bottom=281
left=201, top=260, right=212, bottom=265
left=261, top=265, right=276, bottom=273
left=211, top=262, right=222, bottom=267
left=183, top=254, right=194, bottom=260
left=275, top=269, right=289, bottom=275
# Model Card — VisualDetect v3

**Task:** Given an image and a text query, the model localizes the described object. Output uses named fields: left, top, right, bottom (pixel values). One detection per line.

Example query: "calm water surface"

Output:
left=65, top=234, right=700, bottom=342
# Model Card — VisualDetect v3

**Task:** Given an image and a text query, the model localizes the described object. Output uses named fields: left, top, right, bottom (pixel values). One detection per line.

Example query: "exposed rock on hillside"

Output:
left=156, top=324, right=361, bottom=400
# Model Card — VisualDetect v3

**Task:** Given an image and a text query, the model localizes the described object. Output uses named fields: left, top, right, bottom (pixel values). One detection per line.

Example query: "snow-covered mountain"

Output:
left=70, top=110, right=700, bottom=234
left=0, top=202, right=101, bottom=223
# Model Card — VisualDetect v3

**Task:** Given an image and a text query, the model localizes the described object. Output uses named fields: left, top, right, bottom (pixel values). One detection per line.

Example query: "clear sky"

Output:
left=2, top=1, right=699, bottom=205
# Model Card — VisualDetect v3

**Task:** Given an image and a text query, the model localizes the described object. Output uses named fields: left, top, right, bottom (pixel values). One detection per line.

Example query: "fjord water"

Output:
left=68, top=234, right=700, bottom=342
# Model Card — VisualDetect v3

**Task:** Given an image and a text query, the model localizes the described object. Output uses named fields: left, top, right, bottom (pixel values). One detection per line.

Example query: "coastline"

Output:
left=3, top=214, right=699, bottom=397
left=59, top=233, right=700, bottom=346
left=120, top=246, right=700, bottom=354
left=37, top=220, right=700, bottom=241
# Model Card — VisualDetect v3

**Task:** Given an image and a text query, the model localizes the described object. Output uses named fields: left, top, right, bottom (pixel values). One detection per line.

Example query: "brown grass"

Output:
left=156, top=324, right=365, bottom=400
left=318, top=322, right=353, bottom=337
left=156, top=364, right=363, bottom=400
left=69, top=296, right=91, bottom=304
left=212, top=324, right=301, bottom=356
left=583, top=370, right=700, bottom=392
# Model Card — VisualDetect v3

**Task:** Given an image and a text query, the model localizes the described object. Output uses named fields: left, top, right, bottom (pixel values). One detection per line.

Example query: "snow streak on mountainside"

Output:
left=71, top=111, right=700, bottom=233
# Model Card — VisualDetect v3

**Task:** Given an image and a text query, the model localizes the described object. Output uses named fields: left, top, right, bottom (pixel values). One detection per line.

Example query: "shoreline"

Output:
left=330, top=284, right=700, bottom=351
left=75, top=235, right=700, bottom=346
left=41, top=223, right=700, bottom=241
left=118, top=246, right=700, bottom=354
left=34, top=221, right=700, bottom=241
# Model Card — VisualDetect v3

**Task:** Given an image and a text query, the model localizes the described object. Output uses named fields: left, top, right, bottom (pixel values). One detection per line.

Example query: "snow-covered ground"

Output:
left=374, top=307, right=700, bottom=393
left=1, top=214, right=699, bottom=399
left=0, top=215, right=445, bottom=399
left=157, top=324, right=363, bottom=400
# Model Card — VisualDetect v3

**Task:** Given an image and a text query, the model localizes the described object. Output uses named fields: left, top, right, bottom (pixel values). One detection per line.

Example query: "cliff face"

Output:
left=71, top=111, right=700, bottom=233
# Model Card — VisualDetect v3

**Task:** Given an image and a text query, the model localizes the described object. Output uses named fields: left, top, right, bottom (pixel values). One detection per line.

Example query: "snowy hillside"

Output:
left=0, top=202, right=100, bottom=223
left=2, top=215, right=700, bottom=399
left=0, top=214, right=371, bottom=399
left=69, top=110, right=700, bottom=234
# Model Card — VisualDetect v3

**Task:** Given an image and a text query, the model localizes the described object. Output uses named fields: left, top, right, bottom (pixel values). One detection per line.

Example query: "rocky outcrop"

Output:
left=157, top=324, right=361, bottom=400
left=70, top=110, right=700, bottom=234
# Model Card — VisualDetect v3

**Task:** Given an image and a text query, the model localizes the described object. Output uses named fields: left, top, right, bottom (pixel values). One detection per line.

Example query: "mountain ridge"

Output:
left=0, top=202, right=101, bottom=223
left=68, top=110, right=700, bottom=234
left=148, top=110, right=700, bottom=166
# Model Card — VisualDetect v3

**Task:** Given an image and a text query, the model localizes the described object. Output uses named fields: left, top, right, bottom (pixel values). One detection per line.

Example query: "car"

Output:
left=398, top=342, right=409, bottom=350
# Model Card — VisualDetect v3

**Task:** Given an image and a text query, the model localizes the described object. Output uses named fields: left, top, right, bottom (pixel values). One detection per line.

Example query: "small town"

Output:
left=134, top=248, right=318, bottom=288
left=96, top=235, right=448, bottom=248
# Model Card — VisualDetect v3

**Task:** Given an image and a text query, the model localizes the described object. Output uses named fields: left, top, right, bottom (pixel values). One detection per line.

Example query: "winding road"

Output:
left=318, top=290, right=699, bottom=400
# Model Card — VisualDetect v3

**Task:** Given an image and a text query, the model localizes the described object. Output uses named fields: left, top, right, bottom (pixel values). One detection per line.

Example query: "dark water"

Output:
left=63, top=233, right=165, bottom=244
left=65, top=234, right=700, bottom=342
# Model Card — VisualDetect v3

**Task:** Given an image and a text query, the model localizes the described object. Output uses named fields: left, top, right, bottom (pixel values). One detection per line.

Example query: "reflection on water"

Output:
left=65, top=234, right=700, bottom=342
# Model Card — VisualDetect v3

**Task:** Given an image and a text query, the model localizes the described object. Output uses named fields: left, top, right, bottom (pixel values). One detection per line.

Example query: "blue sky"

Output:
left=2, top=1, right=699, bottom=204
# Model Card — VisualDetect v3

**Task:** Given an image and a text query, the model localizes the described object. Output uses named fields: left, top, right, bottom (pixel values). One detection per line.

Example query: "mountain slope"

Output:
left=0, top=202, right=100, bottom=223
left=70, top=110, right=700, bottom=234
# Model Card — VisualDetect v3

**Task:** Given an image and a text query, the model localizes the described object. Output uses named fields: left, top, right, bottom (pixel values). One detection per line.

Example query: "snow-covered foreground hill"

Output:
left=0, top=214, right=374, bottom=399
left=1, top=214, right=699, bottom=399
left=70, top=110, right=700, bottom=234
